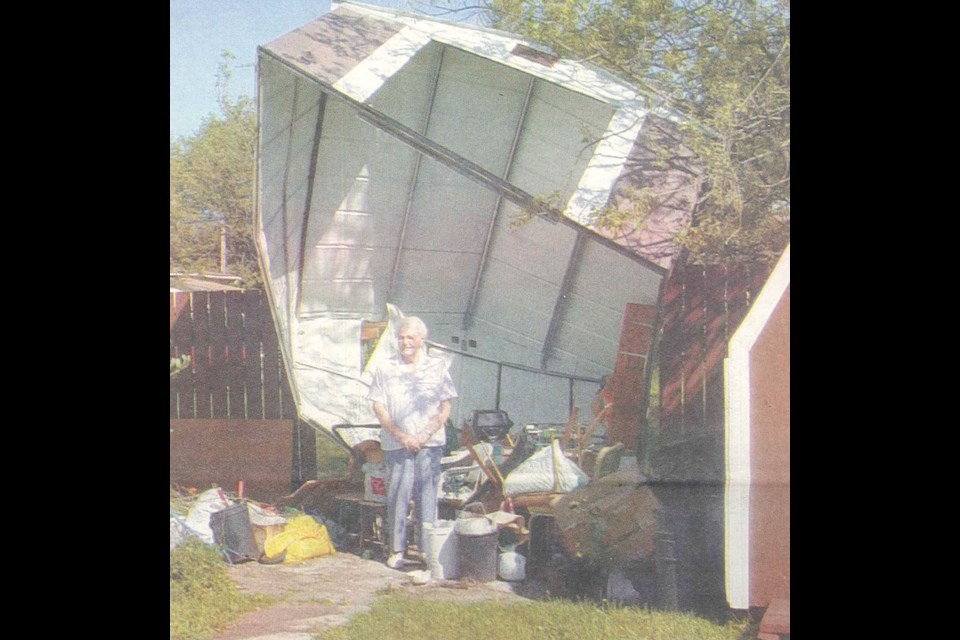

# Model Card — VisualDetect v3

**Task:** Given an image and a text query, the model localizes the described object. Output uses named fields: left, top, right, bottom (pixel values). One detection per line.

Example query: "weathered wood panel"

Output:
left=169, top=291, right=320, bottom=484
left=169, top=418, right=295, bottom=503
left=191, top=292, right=212, bottom=419
left=208, top=291, right=229, bottom=418
left=261, top=316, right=282, bottom=419
left=607, top=303, right=657, bottom=451
left=658, top=263, right=772, bottom=438
left=225, top=291, right=246, bottom=418
left=242, top=291, right=265, bottom=420
left=170, top=290, right=296, bottom=422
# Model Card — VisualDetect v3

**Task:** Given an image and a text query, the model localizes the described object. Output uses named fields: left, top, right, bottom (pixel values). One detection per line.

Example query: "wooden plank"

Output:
left=169, top=418, right=294, bottom=502
left=208, top=291, right=229, bottom=419
left=704, top=363, right=725, bottom=433
left=171, top=292, right=197, bottom=418
left=293, top=419, right=318, bottom=486
left=170, top=290, right=190, bottom=332
left=681, top=266, right=706, bottom=433
left=281, top=373, right=296, bottom=420
left=261, top=305, right=282, bottom=419
left=725, top=264, right=753, bottom=331
left=703, top=265, right=728, bottom=315
left=657, top=266, right=685, bottom=435
left=759, top=598, right=790, bottom=636
left=191, top=292, right=213, bottom=419
left=243, top=291, right=265, bottom=420
left=680, top=264, right=706, bottom=332
left=701, top=266, right=729, bottom=432
left=225, top=291, right=246, bottom=419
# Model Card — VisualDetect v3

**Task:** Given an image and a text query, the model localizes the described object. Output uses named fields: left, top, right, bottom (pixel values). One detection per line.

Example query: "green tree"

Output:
left=170, top=52, right=262, bottom=289
left=483, top=0, right=790, bottom=264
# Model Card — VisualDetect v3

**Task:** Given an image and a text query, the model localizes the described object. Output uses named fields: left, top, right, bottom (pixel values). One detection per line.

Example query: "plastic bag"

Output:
left=170, top=515, right=187, bottom=551
left=246, top=501, right=288, bottom=527
left=184, top=488, right=232, bottom=545
left=263, top=515, right=336, bottom=563
left=503, top=439, right=589, bottom=496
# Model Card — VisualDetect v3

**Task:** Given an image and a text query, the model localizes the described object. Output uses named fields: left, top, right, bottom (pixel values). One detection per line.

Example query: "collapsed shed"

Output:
left=254, top=1, right=700, bottom=447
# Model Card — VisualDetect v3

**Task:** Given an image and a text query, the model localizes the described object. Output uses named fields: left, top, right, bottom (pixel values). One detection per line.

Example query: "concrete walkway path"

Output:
left=212, top=552, right=541, bottom=640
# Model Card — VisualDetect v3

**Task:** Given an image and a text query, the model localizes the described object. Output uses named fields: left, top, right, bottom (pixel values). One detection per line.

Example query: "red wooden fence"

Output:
left=170, top=290, right=296, bottom=421
left=658, top=262, right=772, bottom=441
left=171, top=290, right=320, bottom=491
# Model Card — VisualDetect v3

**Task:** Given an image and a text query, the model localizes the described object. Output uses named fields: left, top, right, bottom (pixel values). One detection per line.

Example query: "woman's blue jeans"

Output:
left=384, top=446, right=442, bottom=555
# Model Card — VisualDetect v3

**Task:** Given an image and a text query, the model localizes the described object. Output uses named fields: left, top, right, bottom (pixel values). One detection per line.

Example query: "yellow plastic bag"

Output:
left=263, top=515, right=336, bottom=563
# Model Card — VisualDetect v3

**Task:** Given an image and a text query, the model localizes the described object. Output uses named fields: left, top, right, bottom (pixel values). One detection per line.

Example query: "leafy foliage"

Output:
left=170, top=52, right=262, bottom=289
left=170, top=354, right=192, bottom=378
left=484, top=0, right=790, bottom=265
left=170, top=537, right=272, bottom=640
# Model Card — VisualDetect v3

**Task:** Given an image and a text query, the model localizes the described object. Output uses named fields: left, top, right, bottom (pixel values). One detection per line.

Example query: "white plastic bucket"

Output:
left=454, top=516, right=497, bottom=536
left=424, top=520, right=459, bottom=580
left=498, top=550, right=526, bottom=582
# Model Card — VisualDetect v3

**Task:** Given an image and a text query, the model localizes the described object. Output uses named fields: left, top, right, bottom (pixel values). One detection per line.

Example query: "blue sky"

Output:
left=170, top=0, right=485, bottom=140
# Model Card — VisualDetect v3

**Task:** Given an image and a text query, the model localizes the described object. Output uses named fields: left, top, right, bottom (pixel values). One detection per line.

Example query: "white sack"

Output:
left=170, top=515, right=187, bottom=551
left=247, top=502, right=288, bottom=527
left=503, top=439, right=589, bottom=496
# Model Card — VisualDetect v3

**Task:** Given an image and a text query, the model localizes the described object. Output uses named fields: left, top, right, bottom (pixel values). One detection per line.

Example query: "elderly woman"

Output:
left=367, top=316, right=458, bottom=569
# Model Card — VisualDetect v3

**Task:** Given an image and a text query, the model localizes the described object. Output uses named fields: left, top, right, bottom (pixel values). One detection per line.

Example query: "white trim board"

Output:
left=723, top=243, right=790, bottom=610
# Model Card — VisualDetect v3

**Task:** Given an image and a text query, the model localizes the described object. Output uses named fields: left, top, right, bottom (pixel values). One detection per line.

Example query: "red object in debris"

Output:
left=238, top=480, right=245, bottom=499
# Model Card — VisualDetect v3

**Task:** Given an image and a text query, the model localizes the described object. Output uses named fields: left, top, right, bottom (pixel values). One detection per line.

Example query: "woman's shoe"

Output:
left=386, top=552, right=404, bottom=569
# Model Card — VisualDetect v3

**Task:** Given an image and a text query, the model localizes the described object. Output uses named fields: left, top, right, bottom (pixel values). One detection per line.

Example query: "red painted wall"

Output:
left=749, top=285, right=790, bottom=606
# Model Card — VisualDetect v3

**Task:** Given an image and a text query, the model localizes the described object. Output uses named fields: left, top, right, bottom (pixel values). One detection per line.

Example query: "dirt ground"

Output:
left=212, top=551, right=547, bottom=640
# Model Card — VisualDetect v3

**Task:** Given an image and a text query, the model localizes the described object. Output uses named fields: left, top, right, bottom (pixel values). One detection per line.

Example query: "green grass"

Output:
left=170, top=538, right=274, bottom=640
left=316, top=431, right=351, bottom=479
left=312, top=593, right=751, bottom=640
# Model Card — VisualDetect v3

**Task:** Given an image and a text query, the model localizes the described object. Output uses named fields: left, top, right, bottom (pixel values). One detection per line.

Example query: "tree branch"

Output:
left=740, top=37, right=790, bottom=112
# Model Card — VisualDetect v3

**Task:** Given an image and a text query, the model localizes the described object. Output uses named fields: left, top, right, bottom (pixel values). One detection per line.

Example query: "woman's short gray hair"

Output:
left=397, top=316, right=428, bottom=339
